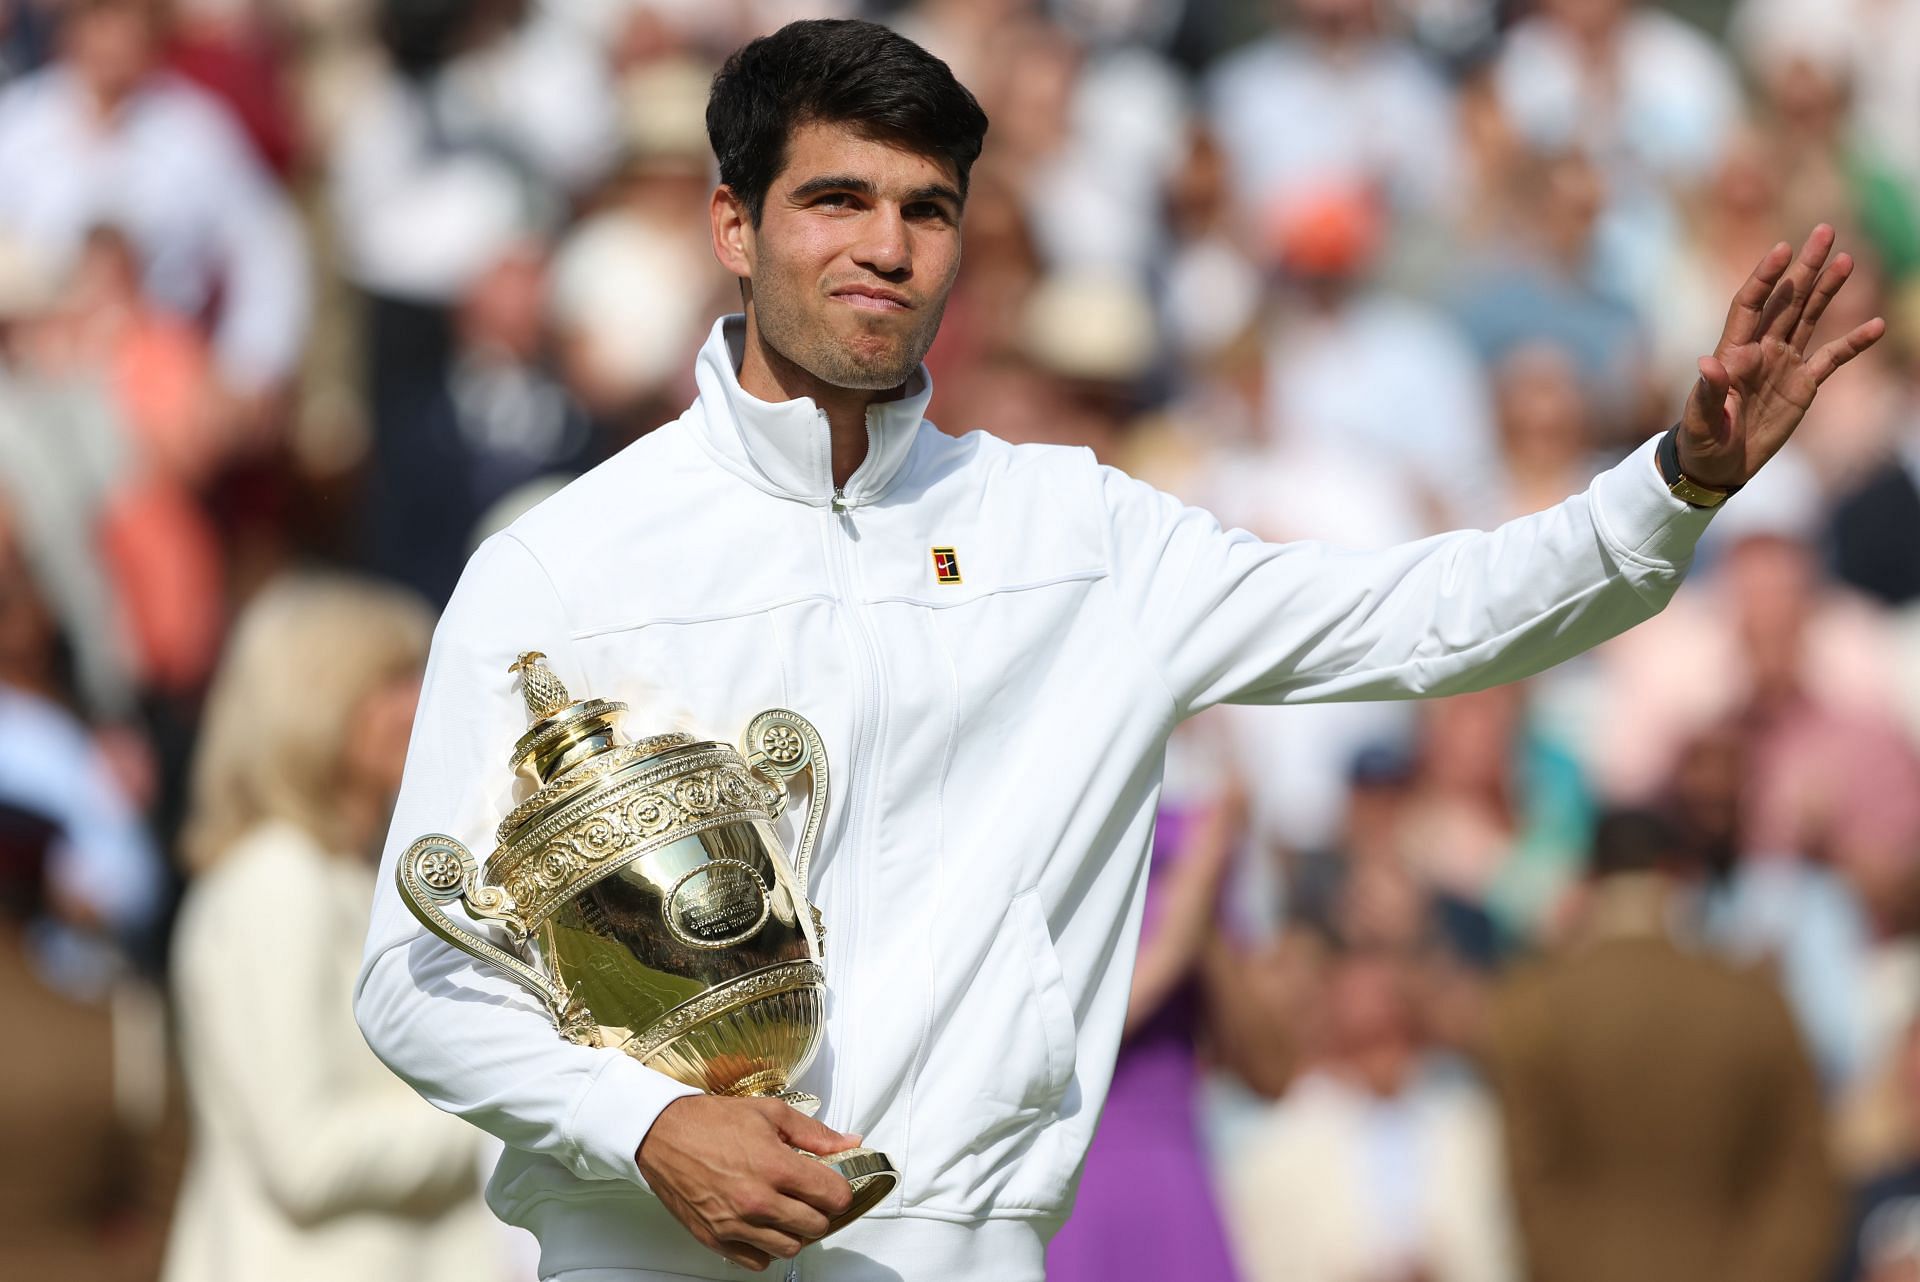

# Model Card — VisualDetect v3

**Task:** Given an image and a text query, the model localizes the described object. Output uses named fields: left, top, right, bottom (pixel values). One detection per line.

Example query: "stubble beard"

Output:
left=752, top=276, right=947, bottom=392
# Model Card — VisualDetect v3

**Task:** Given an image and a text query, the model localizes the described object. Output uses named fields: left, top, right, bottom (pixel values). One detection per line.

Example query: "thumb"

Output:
left=1689, top=355, right=1731, bottom=440
left=770, top=1105, right=862, bottom=1156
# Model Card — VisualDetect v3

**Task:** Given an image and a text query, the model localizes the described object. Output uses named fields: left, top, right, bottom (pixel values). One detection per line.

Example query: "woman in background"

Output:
left=163, top=574, right=506, bottom=1282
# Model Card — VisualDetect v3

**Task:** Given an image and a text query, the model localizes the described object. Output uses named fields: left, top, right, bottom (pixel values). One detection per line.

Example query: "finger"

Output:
left=766, top=1101, right=861, bottom=1156
left=1688, top=355, right=1731, bottom=438
left=1807, top=316, right=1887, bottom=385
left=774, top=1151, right=858, bottom=1219
left=721, top=1219, right=809, bottom=1263
left=742, top=1191, right=832, bottom=1241
left=1790, top=252, right=1853, bottom=353
left=1762, top=224, right=1836, bottom=343
left=708, top=1235, right=773, bottom=1271
left=1722, top=240, right=1793, bottom=347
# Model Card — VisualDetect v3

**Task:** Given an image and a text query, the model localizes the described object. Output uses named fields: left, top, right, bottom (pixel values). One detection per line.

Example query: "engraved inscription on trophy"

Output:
left=666, top=859, right=771, bottom=949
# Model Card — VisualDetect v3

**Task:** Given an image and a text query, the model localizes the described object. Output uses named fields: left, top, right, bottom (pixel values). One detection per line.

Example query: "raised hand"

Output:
left=636, top=1094, right=859, bottom=1270
left=1680, top=224, right=1887, bottom=490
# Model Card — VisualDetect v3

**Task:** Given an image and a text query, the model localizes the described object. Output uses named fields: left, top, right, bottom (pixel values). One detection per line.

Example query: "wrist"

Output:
left=1659, top=426, right=1741, bottom=508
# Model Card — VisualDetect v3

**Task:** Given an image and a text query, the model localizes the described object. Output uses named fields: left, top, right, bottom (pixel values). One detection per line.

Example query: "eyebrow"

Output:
left=788, top=174, right=963, bottom=210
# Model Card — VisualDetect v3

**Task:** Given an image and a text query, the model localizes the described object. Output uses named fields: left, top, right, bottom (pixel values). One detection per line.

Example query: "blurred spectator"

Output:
left=164, top=0, right=301, bottom=177
left=1486, top=808, right=1839, bottom=1282
left=962, top=15, right=1186, bottom=278
left=1397, top=683, right=1593, bottom=940
left=0, top=496, right=163, bottom=990
left=1740, top=14, right=1920, bottom=284
left=550, top=57, right=729, bottom=440
left=362, top=241, right=597, bottom=606
left=164, top=573, right=504, bottom=1282
left=1493, top=0, right=1742, bottom=187
left=328, top=0, right=615, bottom=305
left=1260, top=184, right=1501, bottom=528
left=1831, top=413, right=1920, bottom=608
left=1445, top=146, right=1649, bottom=441
left=1488, top=340, right=1606, bottom=519
left=0, top=246, right=142, bottom=723
left=0, top=0, right=309, bottom=399
left=27, top=226, right=231, bottom=698
left=1203, top=0, right=1461, bottom=227
left=1731, top=0, right=1920, bottom=195
left=0, top=489, right=167, bottom=1281
left=1225, top=945, right=1518, bottom=1282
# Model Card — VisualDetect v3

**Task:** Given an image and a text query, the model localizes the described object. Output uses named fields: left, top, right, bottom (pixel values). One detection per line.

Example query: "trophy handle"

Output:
left=742, top=710, right=829, bottom=897
left=396, top=834, right=598, bottom=1046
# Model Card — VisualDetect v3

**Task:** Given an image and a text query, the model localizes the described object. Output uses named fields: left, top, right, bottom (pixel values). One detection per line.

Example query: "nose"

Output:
left=852, top=205, right=911, bottom=279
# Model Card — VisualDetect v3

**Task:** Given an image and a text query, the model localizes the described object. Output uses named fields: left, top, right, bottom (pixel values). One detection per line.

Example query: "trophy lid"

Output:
left=507, top=651, right=631, bottom=783
left=499, top=652, right=696, bottom=845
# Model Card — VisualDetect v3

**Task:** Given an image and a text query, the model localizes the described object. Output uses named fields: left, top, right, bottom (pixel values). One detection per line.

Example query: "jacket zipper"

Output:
left=819, top=410, right=885, bottom=1141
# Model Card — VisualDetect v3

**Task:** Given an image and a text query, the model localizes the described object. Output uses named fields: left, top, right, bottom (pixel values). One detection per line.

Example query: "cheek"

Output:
left=761, top=223, right=844, bottom=286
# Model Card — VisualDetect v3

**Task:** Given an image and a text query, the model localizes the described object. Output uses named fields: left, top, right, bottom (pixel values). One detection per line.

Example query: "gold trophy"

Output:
left=396, top=652, right=896, bottom=1232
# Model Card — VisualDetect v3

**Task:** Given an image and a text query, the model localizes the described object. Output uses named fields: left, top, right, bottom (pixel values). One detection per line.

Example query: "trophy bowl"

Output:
left=397, top=652, right=896, bottom=1233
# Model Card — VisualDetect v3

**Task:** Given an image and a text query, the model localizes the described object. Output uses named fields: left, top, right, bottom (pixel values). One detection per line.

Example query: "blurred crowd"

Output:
left=0, top=0, right=1918, bottom=1278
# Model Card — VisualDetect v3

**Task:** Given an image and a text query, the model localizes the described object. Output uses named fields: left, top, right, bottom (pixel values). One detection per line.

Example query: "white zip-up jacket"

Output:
left=357, top=316, right=1714, bottom=1281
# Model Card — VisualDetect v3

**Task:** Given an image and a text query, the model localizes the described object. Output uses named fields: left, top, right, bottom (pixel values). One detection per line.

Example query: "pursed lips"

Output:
left=830, top=285, right=912, bottom=312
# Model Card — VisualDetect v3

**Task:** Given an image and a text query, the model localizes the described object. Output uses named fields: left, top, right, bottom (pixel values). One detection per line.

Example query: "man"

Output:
left=1486, top=810, right=1836, bottom=1282
left=355, top=18, right=1883, bottom=1282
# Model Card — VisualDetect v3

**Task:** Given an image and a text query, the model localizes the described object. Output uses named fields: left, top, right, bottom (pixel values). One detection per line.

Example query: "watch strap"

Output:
left=1656, top=427, right=1739, bottom=508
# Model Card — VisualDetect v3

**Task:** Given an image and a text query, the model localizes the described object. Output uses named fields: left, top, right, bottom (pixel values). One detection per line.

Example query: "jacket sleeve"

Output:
left=355, top=531, right=699, bottom=1190
left=1100, top=433, right=1715, bottom=717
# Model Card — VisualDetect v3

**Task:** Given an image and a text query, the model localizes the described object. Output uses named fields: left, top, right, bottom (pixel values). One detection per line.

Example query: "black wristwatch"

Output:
left=1656, top=426, right=1741, bottom=508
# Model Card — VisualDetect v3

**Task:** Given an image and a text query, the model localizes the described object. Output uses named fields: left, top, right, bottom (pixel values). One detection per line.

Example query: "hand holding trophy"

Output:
left=395, top=652, right=897, bottom=1261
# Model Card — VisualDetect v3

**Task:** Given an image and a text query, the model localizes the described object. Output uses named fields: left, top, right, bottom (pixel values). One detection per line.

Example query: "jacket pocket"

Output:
left=901, top=887, right=1079, bottom=1209
left=1008, top=888, right=1076, bottom=1111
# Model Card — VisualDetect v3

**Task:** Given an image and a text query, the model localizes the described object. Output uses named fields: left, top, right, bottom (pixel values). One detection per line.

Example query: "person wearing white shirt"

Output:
left=0, top=0, right=307, bottom=396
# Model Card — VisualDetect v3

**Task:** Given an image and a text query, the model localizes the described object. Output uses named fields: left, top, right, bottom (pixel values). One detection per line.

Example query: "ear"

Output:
left=710, top=185, right=754, bottom=283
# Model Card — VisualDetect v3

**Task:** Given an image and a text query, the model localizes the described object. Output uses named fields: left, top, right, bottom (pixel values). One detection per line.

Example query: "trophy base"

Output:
left=812, top=1147, right=898, bottom=1235
left=768, top=1091, right=896, bottom=1230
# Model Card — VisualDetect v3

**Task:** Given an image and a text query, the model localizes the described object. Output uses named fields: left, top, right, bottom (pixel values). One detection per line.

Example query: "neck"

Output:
left=735, top=309, right=904, bottom=490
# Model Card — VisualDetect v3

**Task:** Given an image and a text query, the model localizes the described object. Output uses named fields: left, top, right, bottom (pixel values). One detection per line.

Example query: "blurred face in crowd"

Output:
left=712, top=121, right=963, bottom=393
left=1495, top=342, right=1589, bottom=473
left=1290, top=0, right=1378, bottom=42
left=459, top=245, right=550, bottom=362
left=64, top=0, right=160, bottom=107
left=1543, top=0, right=1631, bottom=44
left=1325, top=952, right=1421, bottom=1094
left=340, top=668, right=424, bottom=841
left=1726, top=534, right=1815, bottom=702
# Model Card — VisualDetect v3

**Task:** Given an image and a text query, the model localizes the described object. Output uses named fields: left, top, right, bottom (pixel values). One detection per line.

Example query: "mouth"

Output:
left=830, top=284, right=913, bottom=313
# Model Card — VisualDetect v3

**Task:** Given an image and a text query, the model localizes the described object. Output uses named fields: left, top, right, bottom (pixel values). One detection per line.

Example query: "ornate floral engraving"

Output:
left=760, top=723, right=804, bottom=766
left=485, top=750, right=783, bottom=930
left=417, top=847, right=465, bottom=893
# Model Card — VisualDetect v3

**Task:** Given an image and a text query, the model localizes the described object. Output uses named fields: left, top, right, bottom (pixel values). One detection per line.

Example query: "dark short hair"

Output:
left=706, top=19, right=989, bottom=226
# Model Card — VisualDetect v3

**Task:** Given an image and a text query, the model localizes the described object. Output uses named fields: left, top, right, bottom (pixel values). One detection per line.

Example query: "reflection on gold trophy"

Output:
left=396, top=652, right=896, bottom=1232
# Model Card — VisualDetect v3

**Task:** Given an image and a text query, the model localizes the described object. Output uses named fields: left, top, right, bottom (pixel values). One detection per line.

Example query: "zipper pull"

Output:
left=830, top=489, right=850, bottom=514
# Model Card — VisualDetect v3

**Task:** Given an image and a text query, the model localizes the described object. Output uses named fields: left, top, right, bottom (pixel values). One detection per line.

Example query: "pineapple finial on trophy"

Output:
left=510, top=651, right=573, bottom=723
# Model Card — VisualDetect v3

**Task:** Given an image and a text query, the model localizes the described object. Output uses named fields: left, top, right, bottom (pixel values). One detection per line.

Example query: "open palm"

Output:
left=1679, top=224, right=1887, bottom=490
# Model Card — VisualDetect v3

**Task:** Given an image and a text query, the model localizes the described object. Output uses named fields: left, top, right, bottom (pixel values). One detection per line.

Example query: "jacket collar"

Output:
left=688, top=314, right=933, bottom=507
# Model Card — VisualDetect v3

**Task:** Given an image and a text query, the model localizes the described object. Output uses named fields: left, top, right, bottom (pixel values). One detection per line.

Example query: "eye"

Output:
left=907, top=202, right=953, bottom=224
left=814, top=192, right=854, bottom=209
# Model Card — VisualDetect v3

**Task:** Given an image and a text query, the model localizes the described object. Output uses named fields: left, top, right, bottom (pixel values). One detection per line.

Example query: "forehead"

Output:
left=775, top=120, right=960, bottom=192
